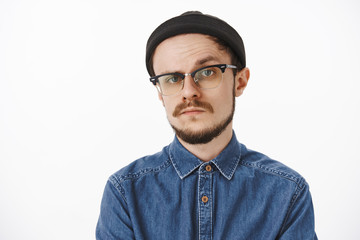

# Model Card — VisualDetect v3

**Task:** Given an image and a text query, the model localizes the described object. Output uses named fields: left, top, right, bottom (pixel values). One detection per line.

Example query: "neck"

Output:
left=177, top=124, right=234, bottom=162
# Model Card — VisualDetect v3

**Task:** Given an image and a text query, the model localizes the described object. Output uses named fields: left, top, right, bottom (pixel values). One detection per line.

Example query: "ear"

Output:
left=234, top=67, right=250, bottom=97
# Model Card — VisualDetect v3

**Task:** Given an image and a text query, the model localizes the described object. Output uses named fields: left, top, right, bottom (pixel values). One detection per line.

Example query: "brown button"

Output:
left=205, top=165, right=212, bottom=172
left=202, top=196, right=209, bottom=203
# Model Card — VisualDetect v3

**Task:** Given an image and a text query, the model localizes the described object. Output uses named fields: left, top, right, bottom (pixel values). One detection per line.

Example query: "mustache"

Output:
left=172, top=100, right=214, bottom=117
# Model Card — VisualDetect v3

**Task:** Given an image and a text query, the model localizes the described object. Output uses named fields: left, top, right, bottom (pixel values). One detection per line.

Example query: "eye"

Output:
left=165, top=75, right=180, bottom=83
left=200, top=69, right=214, bottom=77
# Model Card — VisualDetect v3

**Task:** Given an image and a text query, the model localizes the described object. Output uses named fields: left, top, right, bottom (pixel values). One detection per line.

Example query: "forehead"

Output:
left=152, top=33, right=231, bottom=74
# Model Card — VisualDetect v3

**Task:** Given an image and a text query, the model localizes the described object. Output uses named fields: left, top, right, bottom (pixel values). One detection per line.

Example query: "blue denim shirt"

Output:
left=96, top=133, right=317, bottom=239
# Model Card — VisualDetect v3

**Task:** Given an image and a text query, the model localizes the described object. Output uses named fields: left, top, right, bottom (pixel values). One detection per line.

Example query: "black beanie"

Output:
left=145, top=11, right=246, bottom=76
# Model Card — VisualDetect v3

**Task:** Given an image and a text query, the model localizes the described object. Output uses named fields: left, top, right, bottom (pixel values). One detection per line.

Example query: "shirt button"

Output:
left=205, top=165, right=212, bottom=172
left=202, top=196, right=209, bottom=203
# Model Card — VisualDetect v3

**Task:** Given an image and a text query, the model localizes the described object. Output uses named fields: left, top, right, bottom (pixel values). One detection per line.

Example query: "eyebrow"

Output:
left=158, top=55, right=220, bottom=75
left=195, top=56, right=217, bottom=66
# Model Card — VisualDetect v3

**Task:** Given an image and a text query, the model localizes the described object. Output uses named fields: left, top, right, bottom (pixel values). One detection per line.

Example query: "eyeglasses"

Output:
left=149, top=64, right=237, bottom=96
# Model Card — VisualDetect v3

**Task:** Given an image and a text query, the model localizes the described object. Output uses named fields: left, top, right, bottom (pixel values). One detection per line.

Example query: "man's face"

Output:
left=152, top=34, right=248, bottom=144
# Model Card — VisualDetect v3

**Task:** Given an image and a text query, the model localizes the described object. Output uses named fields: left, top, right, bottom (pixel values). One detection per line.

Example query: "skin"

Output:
left=152, top=33, right=250, bottom=162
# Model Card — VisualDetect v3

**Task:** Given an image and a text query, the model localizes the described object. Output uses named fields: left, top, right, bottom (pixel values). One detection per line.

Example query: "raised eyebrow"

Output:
left=157, top=56, right=218, bottom=76
left=195, top=56, right=216, bottom=66
left=191, top=57, right=221, bottom=73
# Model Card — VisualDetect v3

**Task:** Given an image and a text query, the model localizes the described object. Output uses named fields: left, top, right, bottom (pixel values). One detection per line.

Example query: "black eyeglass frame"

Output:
left=149, top=64, right=237, bottom=95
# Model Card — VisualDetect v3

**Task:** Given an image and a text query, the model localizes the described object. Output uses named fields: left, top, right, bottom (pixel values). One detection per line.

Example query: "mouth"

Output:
left=180, top=108, right=206, bottom=116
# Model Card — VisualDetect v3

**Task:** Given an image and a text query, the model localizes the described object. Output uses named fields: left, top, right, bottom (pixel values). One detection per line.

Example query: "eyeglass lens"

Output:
left=157, top=66, right=223, bottom=96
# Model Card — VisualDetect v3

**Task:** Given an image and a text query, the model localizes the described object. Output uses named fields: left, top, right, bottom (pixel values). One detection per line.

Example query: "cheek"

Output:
left=214, top=94, right=234, bottom=116
left=214, top=96, right=232, bottom=114
left=214, top=83, right=234, bottom=105
left=162, top=98, right=176, bottom=117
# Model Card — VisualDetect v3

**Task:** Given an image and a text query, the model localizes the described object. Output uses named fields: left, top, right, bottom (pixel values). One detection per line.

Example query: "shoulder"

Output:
left=109, top=145, right=172, bottom=185
left=239, top=144, right=307, bottom=188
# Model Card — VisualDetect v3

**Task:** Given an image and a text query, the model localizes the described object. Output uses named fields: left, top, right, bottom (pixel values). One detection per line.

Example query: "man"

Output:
left=96, top=11, right=317, bottom=239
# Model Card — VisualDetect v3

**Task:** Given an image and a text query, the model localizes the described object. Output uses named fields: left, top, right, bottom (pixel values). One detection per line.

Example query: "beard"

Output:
left=170, top=90, right=235, bottom=145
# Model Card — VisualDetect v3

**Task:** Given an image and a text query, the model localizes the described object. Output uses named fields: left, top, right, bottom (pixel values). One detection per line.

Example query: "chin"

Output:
left=171, top=116, right=233, bottom=145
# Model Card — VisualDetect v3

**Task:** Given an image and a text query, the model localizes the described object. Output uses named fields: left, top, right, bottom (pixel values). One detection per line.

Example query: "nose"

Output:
left=181, top=75, right=201, bottom=101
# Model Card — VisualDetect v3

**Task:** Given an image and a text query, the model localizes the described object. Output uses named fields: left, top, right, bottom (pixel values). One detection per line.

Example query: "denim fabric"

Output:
left=96, top=132, right=317, bottom=239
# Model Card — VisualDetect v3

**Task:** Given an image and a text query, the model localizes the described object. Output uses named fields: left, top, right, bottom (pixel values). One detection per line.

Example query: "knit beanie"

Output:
left=145, top=11, right=246, bottom=76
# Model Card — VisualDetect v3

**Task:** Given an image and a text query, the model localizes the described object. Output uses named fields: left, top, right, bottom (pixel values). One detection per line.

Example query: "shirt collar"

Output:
left=168, top=131, right=242, bottom=180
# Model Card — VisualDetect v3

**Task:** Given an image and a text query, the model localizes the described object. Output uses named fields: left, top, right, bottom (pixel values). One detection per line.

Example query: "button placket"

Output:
left=198, top=164, right=212, bottom=240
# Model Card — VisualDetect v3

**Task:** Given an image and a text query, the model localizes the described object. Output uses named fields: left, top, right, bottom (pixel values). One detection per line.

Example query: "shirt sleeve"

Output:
left=277, top=180, right=318, bottom=240
left=96, top=179, right=135, bottom=240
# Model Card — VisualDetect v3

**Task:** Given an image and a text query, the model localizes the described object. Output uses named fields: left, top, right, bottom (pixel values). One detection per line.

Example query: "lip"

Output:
left=180, top=108, right=206, bottom=115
